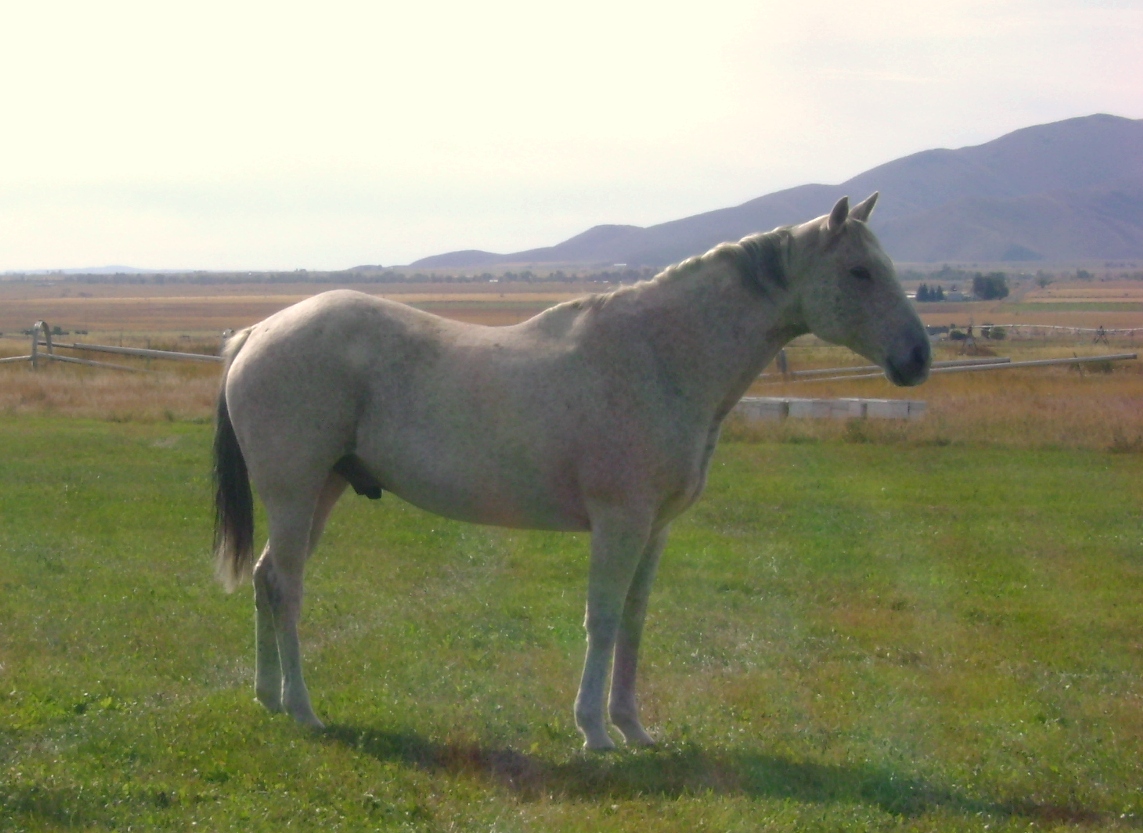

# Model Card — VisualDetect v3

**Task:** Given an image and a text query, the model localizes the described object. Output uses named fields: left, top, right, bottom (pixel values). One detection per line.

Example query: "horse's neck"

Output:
left=617, top=256, right=800, bottom=416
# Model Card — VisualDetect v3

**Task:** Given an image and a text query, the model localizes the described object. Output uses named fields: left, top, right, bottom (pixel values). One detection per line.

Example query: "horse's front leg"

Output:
left=575, top=510, right=652, bottom=751
left=608, top=525, right=668, bottom=746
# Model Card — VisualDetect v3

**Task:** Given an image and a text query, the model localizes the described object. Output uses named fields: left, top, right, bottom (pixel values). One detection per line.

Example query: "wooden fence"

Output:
left=772, top=352, right=1137, bottom=384
left=0, top=321, right=223, bottom=371
left=961, top=324, right=1140, bottom=340
left=744, top=351, right=1137, bottom=420
left=759, top=356, right=1010, bottom=382
left=3, top=320, right=1137, bottom=424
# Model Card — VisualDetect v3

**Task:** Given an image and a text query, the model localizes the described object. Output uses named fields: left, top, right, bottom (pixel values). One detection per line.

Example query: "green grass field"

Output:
left=2, top=416, right=1142, bottom=831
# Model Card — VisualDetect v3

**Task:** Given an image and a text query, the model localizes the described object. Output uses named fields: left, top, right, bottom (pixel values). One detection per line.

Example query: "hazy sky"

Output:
left=2, top=0, right=1140, bottom=271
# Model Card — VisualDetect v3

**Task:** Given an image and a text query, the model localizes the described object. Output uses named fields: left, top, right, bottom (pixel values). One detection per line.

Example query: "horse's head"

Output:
left=789, top=193, right=930, bottom=386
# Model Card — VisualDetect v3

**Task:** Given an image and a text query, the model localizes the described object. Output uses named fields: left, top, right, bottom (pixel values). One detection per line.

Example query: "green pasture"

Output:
left=1, top=416, right=1141, bottom=831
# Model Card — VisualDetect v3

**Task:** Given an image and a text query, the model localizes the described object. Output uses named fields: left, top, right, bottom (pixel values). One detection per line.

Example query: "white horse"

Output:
left=213, top=194, right=930, bottom=750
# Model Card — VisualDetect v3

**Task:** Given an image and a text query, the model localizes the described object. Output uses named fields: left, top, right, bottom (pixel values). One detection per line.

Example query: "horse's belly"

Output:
left=387, top=474, right=590, bottom=532
left=362, top=437, right=590, bottom=532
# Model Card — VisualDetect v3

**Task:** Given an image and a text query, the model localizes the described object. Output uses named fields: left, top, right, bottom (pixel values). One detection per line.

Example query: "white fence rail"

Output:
left=735, top=397, right=927, bottom=422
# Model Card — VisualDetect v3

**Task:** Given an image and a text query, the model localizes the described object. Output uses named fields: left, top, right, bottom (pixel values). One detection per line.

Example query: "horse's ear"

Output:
left=827, top=196, right=850, bottom=233
left=851, top=192, right=879, bottom=223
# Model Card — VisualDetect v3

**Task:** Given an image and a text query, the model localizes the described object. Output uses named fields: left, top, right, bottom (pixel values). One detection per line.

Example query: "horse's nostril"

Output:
left=888, top=341, right=932, bottom=386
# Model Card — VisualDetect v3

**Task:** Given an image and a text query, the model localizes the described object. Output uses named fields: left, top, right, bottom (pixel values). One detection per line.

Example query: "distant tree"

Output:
left=972, top=272, right=1009, bottom=300
left=916, top=283, right=947, bottom=302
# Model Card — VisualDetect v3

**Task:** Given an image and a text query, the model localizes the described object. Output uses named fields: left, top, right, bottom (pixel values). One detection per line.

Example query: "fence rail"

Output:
left=966, top=324, right=1140, bottom=336
left=3, top=319, right=1138, bottom=391
left=760, top=356, right=1009, bottom=381
left=785, top=352, right=1138, bottom=384
left=1, top=321, right=222, bottom=371
left=37, top=340, right=222, bottom=363
left=736, top=397, right=927, bottom=421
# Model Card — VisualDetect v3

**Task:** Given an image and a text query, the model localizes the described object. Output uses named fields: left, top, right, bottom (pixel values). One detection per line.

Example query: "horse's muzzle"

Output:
left=885, top=338, right=931, bottom=387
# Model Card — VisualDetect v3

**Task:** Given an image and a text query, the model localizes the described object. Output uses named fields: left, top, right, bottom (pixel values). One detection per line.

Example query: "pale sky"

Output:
left=1, top=0, right=1140, bottom=271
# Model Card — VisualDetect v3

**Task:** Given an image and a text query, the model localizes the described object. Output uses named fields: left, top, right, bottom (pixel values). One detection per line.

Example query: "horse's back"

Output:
left=225, top=288, right=712, bottom=530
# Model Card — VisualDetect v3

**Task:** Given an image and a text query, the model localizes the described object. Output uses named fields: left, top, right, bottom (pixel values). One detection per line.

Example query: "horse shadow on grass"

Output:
left=322, top=724, right=1115, bottom=827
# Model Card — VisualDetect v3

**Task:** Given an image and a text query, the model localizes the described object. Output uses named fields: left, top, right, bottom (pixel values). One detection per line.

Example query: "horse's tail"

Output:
left=213, top=328, right=255, bottom=592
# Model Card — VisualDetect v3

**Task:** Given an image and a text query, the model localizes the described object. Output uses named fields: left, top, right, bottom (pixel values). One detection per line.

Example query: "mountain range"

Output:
left=411, top=114, right=1143, bottom=268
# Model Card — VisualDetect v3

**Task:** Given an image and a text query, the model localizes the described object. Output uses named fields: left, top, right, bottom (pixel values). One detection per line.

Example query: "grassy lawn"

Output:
left=1, top=416, right=1141, bottom=830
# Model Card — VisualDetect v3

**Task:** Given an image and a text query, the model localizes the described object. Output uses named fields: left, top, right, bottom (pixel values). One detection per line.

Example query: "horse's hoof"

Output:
left=296, top=713, right=325, bottom=731
left=611, top=715, right=655, bottom=746
left=583, top=741, right=617, bottom=753
left=581, top=733, right=617, bottom=752
left=256, top=692, right=284, bottom=714
left=285, top=705, right=325, bottom=730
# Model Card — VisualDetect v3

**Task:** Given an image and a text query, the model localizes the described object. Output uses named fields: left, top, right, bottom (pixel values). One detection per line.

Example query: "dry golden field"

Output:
left=735, top=339, right=1143, bottom=452
left=914, top=279, right=1143, bottom=330
left=1, top=278, right=1141, bottom=452
left=0, top=281, right=597, bottom=335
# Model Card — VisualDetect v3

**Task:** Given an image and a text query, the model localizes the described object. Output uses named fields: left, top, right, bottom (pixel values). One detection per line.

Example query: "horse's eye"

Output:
left=850, top=266, right=873, bottom=281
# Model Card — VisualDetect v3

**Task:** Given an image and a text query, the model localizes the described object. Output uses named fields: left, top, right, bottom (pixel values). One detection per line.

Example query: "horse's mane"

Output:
left=595, top=226, right=793, bottom=304
left=529, top=227, right=794, bottom=331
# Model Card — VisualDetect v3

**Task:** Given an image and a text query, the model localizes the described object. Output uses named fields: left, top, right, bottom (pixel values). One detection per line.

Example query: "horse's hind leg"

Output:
left=252, top=473, right=346, bottom=715
left=608, top=525, right=668, bottom=746
left=252, top=482, right=340, bottom=729
left=253, top=544, right=284, bottom=713
left=308, top=471, right=348, bottom=555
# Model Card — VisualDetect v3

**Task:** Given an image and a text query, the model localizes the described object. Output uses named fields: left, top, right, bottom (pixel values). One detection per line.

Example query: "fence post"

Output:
left=31, top=321, right=54, bottom=370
